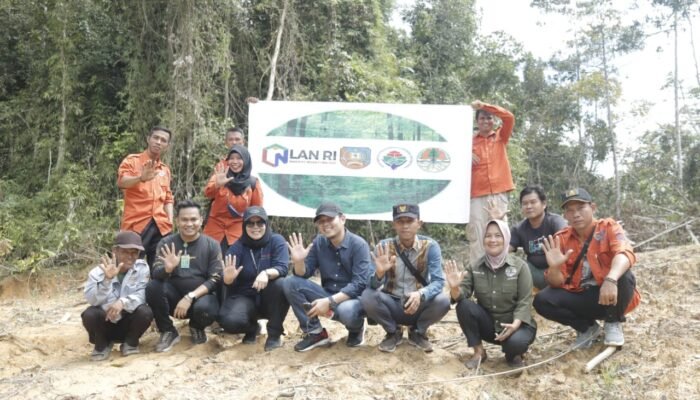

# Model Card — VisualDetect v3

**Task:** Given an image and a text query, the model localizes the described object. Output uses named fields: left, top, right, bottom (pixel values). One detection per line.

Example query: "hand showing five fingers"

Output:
left=159, top=243, right=182, bottom=273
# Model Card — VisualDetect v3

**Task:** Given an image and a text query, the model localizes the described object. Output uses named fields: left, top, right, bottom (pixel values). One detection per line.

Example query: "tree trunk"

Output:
left=674, top=11, right=683, bottom=192
left=267, top=0, right=289, bottom=101
left=601, top=29, right=621, bottom=218
left=56, top=21, right=68, bottom=173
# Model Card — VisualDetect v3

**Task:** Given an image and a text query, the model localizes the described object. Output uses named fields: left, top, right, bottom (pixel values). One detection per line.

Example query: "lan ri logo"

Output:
left=416, top=148, right=450, bottom=172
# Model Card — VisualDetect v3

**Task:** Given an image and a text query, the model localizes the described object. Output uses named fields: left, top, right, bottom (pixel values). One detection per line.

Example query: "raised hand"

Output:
left=159, top=243, right=182, bottom=273
left=470, top=100, right=484, bottom=110
left=99, top=253, right=122, bottom=280
left=542, top=235, right=573, bottom=268
left=141, top=160, right=157, bottom=182
left=222, top=254, right=242, bottom=284
left=287, top=232, right=313, bottom=264
left=214, top=164, right=234, bottom=188
left=444, top=260, right=466, bottom=290
left=371, top=243, right=396, bottom=276
left=484, top=198, right=508, bottom=221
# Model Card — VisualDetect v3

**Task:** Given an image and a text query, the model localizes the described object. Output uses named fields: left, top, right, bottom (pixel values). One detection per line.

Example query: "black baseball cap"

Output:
left=314, top=202, right=343, bottom=222
left=114, top=231, right=145, bottom=251
left=561, top=188, right=593, bottom=208
left=244, top=206, right=268, bottom=223
left=393, top=203, right=420, bottom=220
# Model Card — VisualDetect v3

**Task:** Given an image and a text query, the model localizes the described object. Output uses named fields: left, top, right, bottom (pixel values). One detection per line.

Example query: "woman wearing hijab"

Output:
left=218, top=206, right=289, bottom=351
left=445, top=219, right=536, bottom=369
left=203, top=145, right=263, bottom=254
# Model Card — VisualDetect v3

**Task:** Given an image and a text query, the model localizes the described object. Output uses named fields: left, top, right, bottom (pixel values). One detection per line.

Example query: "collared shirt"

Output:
left=471, top=103, right=515, bottom=198
left=369, top=235, right=445, bottom=301
left=202, top=161, right=263, bottom=244
left=547, top=218, right=640, bottom=314
left=454, top=254, right=535, bottom=331
left=84, top=259, right=150, bottom=323
left=152, top=233, right=223, bottom=293
left=296, top=229, right=370, bottom=298
left=118, top=151, right=174, bottom=235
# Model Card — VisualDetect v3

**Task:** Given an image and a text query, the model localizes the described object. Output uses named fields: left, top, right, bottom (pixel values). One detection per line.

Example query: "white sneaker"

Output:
left=603, top=322, right=624, bottom=346
left=573, top=323, right=601, bottom=350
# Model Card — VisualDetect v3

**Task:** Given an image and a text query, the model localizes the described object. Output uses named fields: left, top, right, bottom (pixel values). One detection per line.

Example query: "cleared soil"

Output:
left=0, top=245, right=698, bottom=399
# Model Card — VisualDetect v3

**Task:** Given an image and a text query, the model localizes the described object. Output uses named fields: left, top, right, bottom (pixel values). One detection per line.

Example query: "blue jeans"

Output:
left=282, top=275, right=365, bottom=334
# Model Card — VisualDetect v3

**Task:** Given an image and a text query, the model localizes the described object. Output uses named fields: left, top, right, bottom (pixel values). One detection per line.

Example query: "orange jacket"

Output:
left=471, top=103, right=515, bottom=198
left=118, top=151, right=174, bottom=235
left=548, top=218, right=640, bottom=314
left=202, top=163, right=263, bottom=244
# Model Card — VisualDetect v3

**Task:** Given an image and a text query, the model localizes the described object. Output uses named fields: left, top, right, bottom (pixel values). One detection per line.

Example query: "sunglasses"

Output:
left=247, top=220, right=266, bottom=228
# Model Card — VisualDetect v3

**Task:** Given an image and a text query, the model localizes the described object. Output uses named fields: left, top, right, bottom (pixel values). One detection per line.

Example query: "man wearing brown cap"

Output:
left=283, top=201, right=371, bottom=351
left=360, top=203, right=450, bottom=353
left=534, top=188, right=641, bottom=349
left=82, top=231, right=153, bottom=361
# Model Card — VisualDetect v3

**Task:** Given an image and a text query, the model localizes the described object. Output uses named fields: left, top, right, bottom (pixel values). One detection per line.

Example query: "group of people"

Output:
left=81, top=101, right=640, bottom=371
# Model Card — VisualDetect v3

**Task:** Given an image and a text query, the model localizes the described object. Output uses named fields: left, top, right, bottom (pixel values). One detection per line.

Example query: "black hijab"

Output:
left=225, top=145, right=256, bottom=195
left=239, top=206, right=272, bottom=249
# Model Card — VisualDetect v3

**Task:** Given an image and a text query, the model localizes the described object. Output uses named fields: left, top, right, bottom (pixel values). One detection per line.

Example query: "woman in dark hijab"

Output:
left=203, top=145, right=263, bottom=255
left=218, top=206, right=289, bottom=351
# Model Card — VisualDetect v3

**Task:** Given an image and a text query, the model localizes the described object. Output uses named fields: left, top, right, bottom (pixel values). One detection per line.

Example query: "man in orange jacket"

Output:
left=118, top=127, right=174, bottom=268
left=468, top=100, right=515, bottom=266
left=534, top=188, right=640, bottom=349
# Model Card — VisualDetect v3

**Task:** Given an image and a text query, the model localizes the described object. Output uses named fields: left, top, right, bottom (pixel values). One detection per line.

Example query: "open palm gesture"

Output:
left=287, top=232, right=313, bottom=264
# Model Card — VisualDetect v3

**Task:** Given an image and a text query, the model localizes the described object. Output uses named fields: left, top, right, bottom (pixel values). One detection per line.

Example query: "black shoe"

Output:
left=294, top=328, right=330, bottom=352
left=155, top=331, right=181, bottom=353
left=264, top=335, right=283, bottom=352
left=242, top=322, right=262, bottom=344
left=408, top=329, right=433, bottom=353
left=378, top=328, right=403, bottom=353
left=90, top=342, right=114, bottom=361
left=346, top=326, right=365, bottom=347
left=506, top=354, right=525, bottom=368
left=190, top=327, right=207, bottom=345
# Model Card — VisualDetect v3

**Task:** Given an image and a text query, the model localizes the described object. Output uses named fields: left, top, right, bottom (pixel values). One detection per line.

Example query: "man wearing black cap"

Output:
left=283, top=201, right=371, bottom=351
left=360, top=204, right=450, bottom=353
left=534, top=188, right=640, bottom=349
left=82, top=231, right=154, bottom=361
left=146, top=200, right=223, bottom=352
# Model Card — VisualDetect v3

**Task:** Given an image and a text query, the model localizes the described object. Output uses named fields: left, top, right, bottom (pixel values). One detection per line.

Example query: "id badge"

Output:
left=180, top=254, right=191, bottom=269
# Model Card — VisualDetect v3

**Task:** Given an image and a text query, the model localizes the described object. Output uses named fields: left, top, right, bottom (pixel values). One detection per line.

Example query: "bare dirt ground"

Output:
left=0, top=245, right=698, bottom=400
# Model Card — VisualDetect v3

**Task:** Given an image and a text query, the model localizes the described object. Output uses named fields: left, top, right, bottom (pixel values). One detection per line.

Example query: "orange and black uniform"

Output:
left=118, top=151, right=174, bottom=267
left=533, top=218, right=640, bottom=332
left=470, top=103, right=515, bottom=198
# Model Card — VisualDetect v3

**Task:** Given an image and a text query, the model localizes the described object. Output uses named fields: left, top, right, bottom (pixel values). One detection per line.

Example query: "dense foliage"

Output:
left=0, top=0, right=698, bottom=272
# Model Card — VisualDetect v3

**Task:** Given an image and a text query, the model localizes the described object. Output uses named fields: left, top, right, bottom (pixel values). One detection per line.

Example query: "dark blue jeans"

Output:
left=360, top=288, right=450, bottom=335
left=282, top=275, right=365, bottom=334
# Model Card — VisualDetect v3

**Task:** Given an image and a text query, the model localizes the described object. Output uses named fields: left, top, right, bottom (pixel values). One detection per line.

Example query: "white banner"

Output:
left=249, top=101, right=472, bottom=223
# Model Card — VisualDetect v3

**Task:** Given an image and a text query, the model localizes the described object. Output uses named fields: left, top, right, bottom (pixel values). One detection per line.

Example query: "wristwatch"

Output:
left=327, top=296, right=338, bottom=311
left=186, top=292, right=197, bottom=301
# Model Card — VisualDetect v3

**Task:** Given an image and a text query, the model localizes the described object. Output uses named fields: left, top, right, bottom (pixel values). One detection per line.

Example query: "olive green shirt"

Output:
left=454, top=254, right=536, bottom=331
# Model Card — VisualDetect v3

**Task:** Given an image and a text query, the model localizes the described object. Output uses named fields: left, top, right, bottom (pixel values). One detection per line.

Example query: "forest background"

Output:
left=0, top=0, right=698, bottom=275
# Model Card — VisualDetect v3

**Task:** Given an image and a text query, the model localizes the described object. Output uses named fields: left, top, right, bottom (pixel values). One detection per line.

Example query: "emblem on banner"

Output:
left=339, top=147, right=371, bottom=169
left=377, top=148, right=412, bottom=170
left=262, top=144, right=289, bottom=167
left=416, top=148, right=450, bottom=172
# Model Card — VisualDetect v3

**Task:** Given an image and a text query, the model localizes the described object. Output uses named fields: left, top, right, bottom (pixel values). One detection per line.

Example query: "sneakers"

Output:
left=155, top=331, right=181, bottom=353
left=378, top=328, right=403, bottom=353
left=294, top=328, right=330, bottom=352
left=346, top=326, right=365, bottom=347
left=573, top=322, right=601, bottom=350
left=408, top=329, right=433, bottom=353
left=603, top=321, right=625, bottom=346
left=506, top=354, right=525, bottom=368
left=90, top=342, right=113, bottom=362
left=190, top=326, right=208, bottom=345
left=242, top=322, right=262, bottom=344
left=120, top=343, right=140, bottom=357
left=264, top=335, right=283, bottom=352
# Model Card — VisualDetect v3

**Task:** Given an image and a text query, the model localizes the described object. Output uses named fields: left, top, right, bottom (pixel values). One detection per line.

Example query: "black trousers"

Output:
left=533, top=270, right=636, bottom=332
left=218, top=279, right=289, bottom=338
left=81, top=304, right=153, bottom=350
left=145, top=279, right=219, bottom=333
left=140, top=219, right=164, bottom=270
left=456, top=299, right=537, bottom=358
